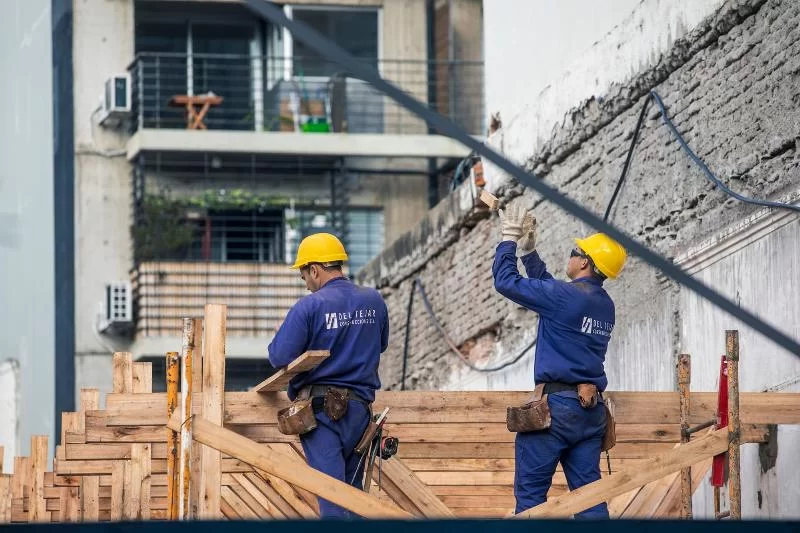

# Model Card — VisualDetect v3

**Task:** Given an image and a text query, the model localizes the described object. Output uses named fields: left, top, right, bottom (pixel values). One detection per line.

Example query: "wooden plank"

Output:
left=607, top=488, right=642, bottom=517
left=179, top=317, right=196, bottom=521
left=110, top=462, right=124, bottom=521
left=166, top=351, right=180, bottom=520
left=112, top=352, right=133, bottom=394
left=517, top=428, right=730, bottom=518
left=168, top=415, right=410, bottom=518
left=190, top=317, right=204, bottom=520
left=251, top=467, right=315, bottom=517
left=81, top=476, right=100, bottom=522
left=104, top=390, right=800, bottom=425
left=227, top=483, right=271, bottom=519
left=220, top=496, right=238, bottom=519
left=229, top=473, right=281, bottom=519
left=199, top=304, right=226, bottom=520
left=65, top=443, right=168, bottom=461
left=375, top=458, right=454, bottom=517
left=221, top=485, right=260, bottom=520
left=243, top=471, right=295, bottom=519
left=0, top=475, right=11, bottom=523
left=621, top=471, right=679, bottom=517
left=28, top=436, right=48, bottom=522
left=252, top=350, right=330, bottom=392
left=479, top=189, right=500, bottom=210
left=80, top=388, right=100, bottom=412
left=127, top=443, right=151, bottom=520
left=133, top=362, right=153, bottom=393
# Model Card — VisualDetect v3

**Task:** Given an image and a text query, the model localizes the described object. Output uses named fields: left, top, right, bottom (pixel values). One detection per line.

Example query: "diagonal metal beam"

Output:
left=243, top=0, right=800, bottom=357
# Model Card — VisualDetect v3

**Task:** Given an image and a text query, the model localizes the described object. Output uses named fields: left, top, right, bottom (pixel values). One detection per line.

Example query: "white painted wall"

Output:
left=0, top=361, right=20, bottom=470
left=0, top=0, right=56, bottom=457
left=482, top=0, right=726, bottom=192
left=679, top=212, right=800, bottom=519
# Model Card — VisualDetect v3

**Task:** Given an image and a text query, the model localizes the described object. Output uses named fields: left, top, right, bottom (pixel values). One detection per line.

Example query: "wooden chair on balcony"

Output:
left=168, top=92, right=224, bottom=130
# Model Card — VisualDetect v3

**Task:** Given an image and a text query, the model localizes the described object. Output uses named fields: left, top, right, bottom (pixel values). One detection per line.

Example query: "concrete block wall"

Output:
left=359, top=0, right=800, bottom=392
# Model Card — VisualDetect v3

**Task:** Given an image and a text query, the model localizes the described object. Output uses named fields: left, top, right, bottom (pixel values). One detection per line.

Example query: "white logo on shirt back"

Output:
left=325, top=313, right=339, bottom=330
left=581, top=316, right=613, bottom=337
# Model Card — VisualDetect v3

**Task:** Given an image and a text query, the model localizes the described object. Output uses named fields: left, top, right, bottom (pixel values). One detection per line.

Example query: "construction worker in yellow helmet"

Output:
left=492, top=203, right=626, bottom=517
left=267, top=232, right=389, bottom=518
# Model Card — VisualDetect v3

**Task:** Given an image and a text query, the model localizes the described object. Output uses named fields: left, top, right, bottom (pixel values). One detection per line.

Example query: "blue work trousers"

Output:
left=300, top=400, right=371, bottom=518
left=514, top=392, right=608, bottom=518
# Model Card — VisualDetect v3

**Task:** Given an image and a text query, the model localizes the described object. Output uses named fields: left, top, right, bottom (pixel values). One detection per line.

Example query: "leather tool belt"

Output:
left=277, top=384, right=372, bottom=435
left=507, top=383, right=551, bottom=433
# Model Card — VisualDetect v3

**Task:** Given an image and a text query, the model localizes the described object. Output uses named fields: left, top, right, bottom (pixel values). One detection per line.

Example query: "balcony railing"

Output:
left=128, top=53, right=484, bottom=135
left=131, top=261, right=307, bottom=338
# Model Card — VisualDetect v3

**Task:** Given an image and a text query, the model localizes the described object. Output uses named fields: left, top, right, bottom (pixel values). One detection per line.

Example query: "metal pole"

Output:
left=726, top=330, right=741, bottom=519
left=677, top=353, right=692, bottom=519
left=166, top=351, right=180, bottom=520
left=179, top=318, right=195, bottom=520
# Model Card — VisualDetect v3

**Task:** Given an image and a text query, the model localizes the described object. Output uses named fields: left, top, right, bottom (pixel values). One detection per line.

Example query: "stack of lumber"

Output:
left=0, top=304, right=798, bottom=522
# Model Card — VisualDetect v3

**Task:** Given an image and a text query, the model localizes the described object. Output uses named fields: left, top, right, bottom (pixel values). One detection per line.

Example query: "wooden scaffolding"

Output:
left=1, top=304, right=798, bottom=522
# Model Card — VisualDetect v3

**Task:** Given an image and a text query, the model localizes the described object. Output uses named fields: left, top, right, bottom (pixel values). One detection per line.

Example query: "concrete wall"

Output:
left=72, top=0, right=135, bottom=396
left=359, top=0, right=800, bottom=514
left=0, top=0, right=56, bottom=457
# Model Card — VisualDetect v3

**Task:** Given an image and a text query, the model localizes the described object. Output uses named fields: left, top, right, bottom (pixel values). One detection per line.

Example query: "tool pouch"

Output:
left=577, top=383, right=599, bottom=409
left=355, top=418, right=380, bottom=455
left=601, top=403, right=616, bottom=451
left=277, top=399, right=318, bottom=435
left=323, top=387, right=350, bottom=421
left=507, top=384, right=551, bottom=433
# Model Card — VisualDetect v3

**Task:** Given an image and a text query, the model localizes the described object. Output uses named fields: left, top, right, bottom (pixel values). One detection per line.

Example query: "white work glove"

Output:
left=516, top=213, right=537, bottom=257
left=498, top=203, right=525, bottom=242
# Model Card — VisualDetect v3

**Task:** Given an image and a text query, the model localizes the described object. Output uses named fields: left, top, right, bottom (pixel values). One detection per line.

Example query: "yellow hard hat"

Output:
left=291, top=232, right=349, bottom=269
left=574, top=233, right=627, bottom=280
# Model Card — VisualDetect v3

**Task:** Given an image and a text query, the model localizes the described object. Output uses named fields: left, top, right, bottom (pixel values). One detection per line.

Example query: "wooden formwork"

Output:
left=1, top=305, right=799, bottom=522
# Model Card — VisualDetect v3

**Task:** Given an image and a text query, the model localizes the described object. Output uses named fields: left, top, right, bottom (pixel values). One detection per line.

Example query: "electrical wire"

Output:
left=400, top=277, right=536, bottom=387
left=604, top=90, right=800, bottom=222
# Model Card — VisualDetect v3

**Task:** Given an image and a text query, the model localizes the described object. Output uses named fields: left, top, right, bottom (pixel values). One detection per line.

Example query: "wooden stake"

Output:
left=166, top=415, right=410, bottom=518
left=179, top=319, right=195, bottom=521
left=112, top=353, right=133, bottom=394
left=199, top=304, right=226, bottom=519
left=726, top=330, right=741, bottom=520
left=190, top=317, right=203, bottom=520
left=166, top=351, right=180, bottom=520
left=677, top=353, right=692, bottom=519
left=133, top=362, right=153, bottom=394
left=28, top=436, right=48, bottom=522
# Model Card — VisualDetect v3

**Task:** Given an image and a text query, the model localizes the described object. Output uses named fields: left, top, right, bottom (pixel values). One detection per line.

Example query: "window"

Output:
left=285, top=208, right=384, bottom=274
left=287, top=7, right=380, bottom=77
left=188, top=209, right=285, bottom=263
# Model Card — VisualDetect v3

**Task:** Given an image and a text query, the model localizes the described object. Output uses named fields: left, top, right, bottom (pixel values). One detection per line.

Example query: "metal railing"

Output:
left=131, top=261, right=307, bottom=338
left=129, top=52, right=484, bottom=135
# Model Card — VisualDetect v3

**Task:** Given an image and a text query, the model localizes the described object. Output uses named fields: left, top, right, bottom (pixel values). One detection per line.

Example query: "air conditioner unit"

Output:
left=100, top=281, right=133, bottom=334
left=98, top=74, right=131, bottom=127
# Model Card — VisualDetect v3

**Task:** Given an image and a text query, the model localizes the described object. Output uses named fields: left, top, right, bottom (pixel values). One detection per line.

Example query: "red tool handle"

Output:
left=711, top=355, right=729, bottom=487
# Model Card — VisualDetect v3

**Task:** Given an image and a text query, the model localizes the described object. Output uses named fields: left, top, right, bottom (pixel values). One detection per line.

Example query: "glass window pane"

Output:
left=293, top=9, right=378, bottom=77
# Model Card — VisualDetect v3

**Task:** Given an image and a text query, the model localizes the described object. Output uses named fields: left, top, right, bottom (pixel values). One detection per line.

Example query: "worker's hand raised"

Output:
left=498, top=203, right=525, bottom=242
left=516, top=212, right=537, bottom=256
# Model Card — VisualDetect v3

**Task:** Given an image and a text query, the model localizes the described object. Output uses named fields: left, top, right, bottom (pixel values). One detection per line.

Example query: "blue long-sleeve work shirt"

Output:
left=268, top=277, right=389, bottom=402
left=492, top=241, right=615, bottom=391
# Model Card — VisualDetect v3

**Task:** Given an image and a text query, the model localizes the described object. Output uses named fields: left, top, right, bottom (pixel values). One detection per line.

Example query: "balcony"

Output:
left=126, top=53, right=482, bottom=159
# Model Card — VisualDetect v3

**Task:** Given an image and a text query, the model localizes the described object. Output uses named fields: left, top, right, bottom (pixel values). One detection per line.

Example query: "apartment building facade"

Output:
left=75, top=0, right=484, bottom=394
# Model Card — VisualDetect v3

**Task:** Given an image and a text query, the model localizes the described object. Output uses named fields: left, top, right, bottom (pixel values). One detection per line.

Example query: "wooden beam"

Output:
left=252, top=351, right=330, bottom=392
left=168, top=415, right=410, bottom=518
left=133, top=362, right=153, bottom=394
left=517, top=428, right=730, bottom=518
left=81, top=476, right=99, bottom=522
left=677, top=353, right=692, bottom=519
left=112, top=353, right=133, bottom=394
left=179, top=318, right=195, bottom=521
left=104, top=390, right=800, bottom=426
left=200, top=304, right=226, bottom=519
left=28, top=436, right=48, bottom=522
left=166, top=351, right=180, bottom=520
left=479, top=189, right=500, bottom=210
left=375, top=458, right=454, bottom=517
left=727, top=330, right=742, bottom=520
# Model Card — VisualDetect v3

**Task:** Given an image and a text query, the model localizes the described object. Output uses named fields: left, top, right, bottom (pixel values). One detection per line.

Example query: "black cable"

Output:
left=400, top=279, right=416, bottom=391
left=399, top=277, right=535, bottom=381
left=605, top=91, right=800, bottom=221
left=243, top=0, right=800, bottom=357
left=603, top=95, right=652, bottom=221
